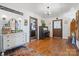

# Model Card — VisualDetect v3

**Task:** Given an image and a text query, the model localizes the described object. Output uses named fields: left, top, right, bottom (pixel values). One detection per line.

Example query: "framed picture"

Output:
left=24, top=19, right=28, bottom=26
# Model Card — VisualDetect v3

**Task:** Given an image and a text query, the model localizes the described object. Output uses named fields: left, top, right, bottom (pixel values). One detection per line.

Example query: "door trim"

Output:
left=29, top=16, right=38, bottom=42
left=52, top=19, right=63, bottom=38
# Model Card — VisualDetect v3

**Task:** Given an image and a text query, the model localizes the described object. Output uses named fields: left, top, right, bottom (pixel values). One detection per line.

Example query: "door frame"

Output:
left=52, top=19, right=63, bottom=38
left=29, top=16, right=38, bottom=42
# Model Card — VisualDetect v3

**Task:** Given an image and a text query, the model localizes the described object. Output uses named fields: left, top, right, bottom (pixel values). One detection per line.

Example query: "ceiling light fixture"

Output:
left=45, top=6, right=51, bottom=16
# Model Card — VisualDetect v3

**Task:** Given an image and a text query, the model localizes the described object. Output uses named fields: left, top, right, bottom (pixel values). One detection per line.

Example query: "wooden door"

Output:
left=53, top=20, right=62, bottom=38
left=70, top=19, right=77, bottom=36
left=76, top=11, right=79, bottom=40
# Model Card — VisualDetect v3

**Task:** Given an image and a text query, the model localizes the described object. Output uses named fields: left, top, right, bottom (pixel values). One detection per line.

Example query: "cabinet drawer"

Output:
left=2, top=32, right=26, bottom=50
left=3, top=34, right=13, bottom=40
left=3, top=39, right=15, bottom=50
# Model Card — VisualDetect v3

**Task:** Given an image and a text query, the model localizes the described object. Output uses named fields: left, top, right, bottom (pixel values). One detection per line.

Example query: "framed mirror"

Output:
left=29, top=16, right=38, bottom=41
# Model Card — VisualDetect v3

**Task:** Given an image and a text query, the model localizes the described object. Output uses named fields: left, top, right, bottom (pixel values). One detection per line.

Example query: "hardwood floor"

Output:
left=1, top=37, right=79, bottom=56
left=28, top=38, right=79, bottom=56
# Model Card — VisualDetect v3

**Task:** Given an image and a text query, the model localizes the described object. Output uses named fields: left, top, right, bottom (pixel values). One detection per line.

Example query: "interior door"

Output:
left=30, top=16, right=38, bottom=40
left=53, top=20, right=62, bottom=38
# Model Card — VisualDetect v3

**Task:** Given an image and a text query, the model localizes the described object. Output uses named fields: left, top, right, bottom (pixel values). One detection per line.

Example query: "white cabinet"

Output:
left=15, top=33, right=26, bottom=47
left=3, top=34, right=16, bottom=50
left=0, top=32, right=26, bottom=55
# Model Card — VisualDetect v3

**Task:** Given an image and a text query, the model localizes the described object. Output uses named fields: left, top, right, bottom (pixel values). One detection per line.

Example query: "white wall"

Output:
left=0, top=9, right=23, bottom=33
left=23, top=11, right=42, bottom=42
left=76, top=40, right=79, bottom=49
left=0, top=4, right=42, bottom=43
left=44, top=7, right=77, bottom=39
left=59, top=8, right=76, bottom=39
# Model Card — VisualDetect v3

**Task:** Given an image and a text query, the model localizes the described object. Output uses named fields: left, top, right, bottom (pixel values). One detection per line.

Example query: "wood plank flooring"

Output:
left=28, top=38, right=79, bottom=56
left=0, top=37, right=79, bottom=56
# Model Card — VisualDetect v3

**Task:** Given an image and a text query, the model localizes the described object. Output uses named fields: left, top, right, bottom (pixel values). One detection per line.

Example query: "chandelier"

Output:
left=45, top=6, right=51, bottom=16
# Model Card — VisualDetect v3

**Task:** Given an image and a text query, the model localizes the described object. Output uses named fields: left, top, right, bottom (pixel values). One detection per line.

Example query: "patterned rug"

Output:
left=2, top=46, right=42, bottom=56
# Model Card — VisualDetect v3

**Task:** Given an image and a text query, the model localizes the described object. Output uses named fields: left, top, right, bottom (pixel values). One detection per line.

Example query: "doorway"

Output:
left=29, top=16, right=38, bottom=42
left=52, top=19, right=62, bottom=38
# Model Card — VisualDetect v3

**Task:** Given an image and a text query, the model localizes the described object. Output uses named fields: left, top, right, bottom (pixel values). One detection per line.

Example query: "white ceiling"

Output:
left=0, top=3, right=79, bottom=18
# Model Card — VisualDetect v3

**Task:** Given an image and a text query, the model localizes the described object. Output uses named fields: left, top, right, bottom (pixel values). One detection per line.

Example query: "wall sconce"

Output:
left=2, top=15, right=7, bottom=20
left=1, top=15, right=8, bottom=25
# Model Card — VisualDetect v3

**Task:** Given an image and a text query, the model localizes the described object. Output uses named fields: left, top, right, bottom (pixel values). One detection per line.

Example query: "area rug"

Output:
left=4, top=46, right=42, bottom=56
